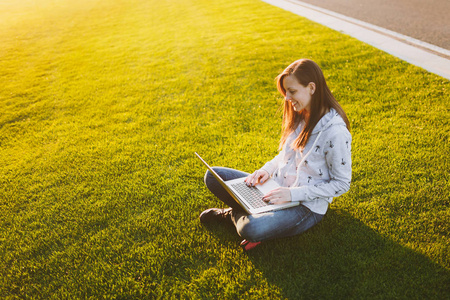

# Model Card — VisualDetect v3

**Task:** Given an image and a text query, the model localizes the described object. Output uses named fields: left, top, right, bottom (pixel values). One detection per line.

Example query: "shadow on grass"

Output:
left=227, top=209, right=448, bottom=299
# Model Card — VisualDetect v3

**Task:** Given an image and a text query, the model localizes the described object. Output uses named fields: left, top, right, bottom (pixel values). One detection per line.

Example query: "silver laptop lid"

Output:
left=195, top=152, right=251, bottom=213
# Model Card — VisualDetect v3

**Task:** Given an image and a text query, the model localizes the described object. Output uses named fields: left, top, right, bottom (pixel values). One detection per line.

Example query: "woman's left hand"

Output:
left=262, top=187, right=292, bottom=205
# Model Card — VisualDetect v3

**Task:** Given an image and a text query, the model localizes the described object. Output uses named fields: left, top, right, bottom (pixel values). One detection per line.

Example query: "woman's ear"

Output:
left=309, top=82, right=316, bottom=95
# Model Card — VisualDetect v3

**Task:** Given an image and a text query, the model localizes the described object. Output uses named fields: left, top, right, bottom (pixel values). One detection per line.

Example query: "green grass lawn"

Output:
left=1, top=0, right=449, bottom=298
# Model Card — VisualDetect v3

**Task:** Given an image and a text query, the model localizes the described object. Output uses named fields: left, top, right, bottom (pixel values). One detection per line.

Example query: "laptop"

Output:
left=195, top=152, right=299, bottom=214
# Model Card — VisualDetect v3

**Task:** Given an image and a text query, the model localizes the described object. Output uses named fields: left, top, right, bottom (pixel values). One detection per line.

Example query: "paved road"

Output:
left=298, top=0, right=450, bottom=50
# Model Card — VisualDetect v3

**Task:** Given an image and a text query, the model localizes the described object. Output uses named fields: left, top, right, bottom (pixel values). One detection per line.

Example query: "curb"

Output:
left=263, top=0, right=450, bottom=80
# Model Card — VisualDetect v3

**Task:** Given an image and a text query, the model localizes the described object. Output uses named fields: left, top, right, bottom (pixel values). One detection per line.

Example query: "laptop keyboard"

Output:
left=231, top=182, right=268, bottom=209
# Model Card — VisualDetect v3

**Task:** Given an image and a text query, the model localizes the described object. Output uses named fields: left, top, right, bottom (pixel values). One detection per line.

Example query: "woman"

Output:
left=200, top=59, right=352, bottom=251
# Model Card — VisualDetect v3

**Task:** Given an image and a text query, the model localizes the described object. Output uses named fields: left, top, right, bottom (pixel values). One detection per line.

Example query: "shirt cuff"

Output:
left=290, top=186, right=308, bottom=202
left=260, top=162, right=277, bottom=176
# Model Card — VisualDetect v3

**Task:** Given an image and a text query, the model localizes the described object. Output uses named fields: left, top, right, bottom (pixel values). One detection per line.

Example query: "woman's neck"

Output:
left=301, top=109, right=310, bottom=122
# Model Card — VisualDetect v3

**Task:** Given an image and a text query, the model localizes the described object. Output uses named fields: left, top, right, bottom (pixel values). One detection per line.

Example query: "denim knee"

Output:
left=235, top=216, right=264, bottom=242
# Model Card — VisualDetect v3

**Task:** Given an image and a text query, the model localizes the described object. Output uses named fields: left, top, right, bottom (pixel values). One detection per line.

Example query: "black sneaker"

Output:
left=199, top=208, right=232, bottom=224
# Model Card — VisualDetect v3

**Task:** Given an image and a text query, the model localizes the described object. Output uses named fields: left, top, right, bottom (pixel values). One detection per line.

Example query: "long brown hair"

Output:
left=276, top=59, right=350, bottom=150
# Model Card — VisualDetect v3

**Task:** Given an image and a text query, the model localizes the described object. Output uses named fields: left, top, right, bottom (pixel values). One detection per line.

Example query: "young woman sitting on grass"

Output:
left=200, top=59, right=352, bottom=251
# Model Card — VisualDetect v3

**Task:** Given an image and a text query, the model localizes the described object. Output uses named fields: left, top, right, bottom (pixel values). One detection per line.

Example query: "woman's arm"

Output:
left=245, top=152, right=283, bottom=186
left=260, top=152, right=283, bottom=176
left=290, top=128, right=352, bottom=202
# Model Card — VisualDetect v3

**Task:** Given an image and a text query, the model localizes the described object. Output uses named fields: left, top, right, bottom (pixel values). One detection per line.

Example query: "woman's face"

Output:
left=283, top=75, right=314, bottom=112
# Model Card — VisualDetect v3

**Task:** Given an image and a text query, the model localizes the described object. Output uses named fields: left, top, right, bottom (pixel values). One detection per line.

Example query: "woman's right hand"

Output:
left=245, top=169, right=270, bottom=187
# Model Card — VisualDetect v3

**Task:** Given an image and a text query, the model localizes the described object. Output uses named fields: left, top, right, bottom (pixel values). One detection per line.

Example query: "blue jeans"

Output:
left=204, top=167, right=324, bottom=242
